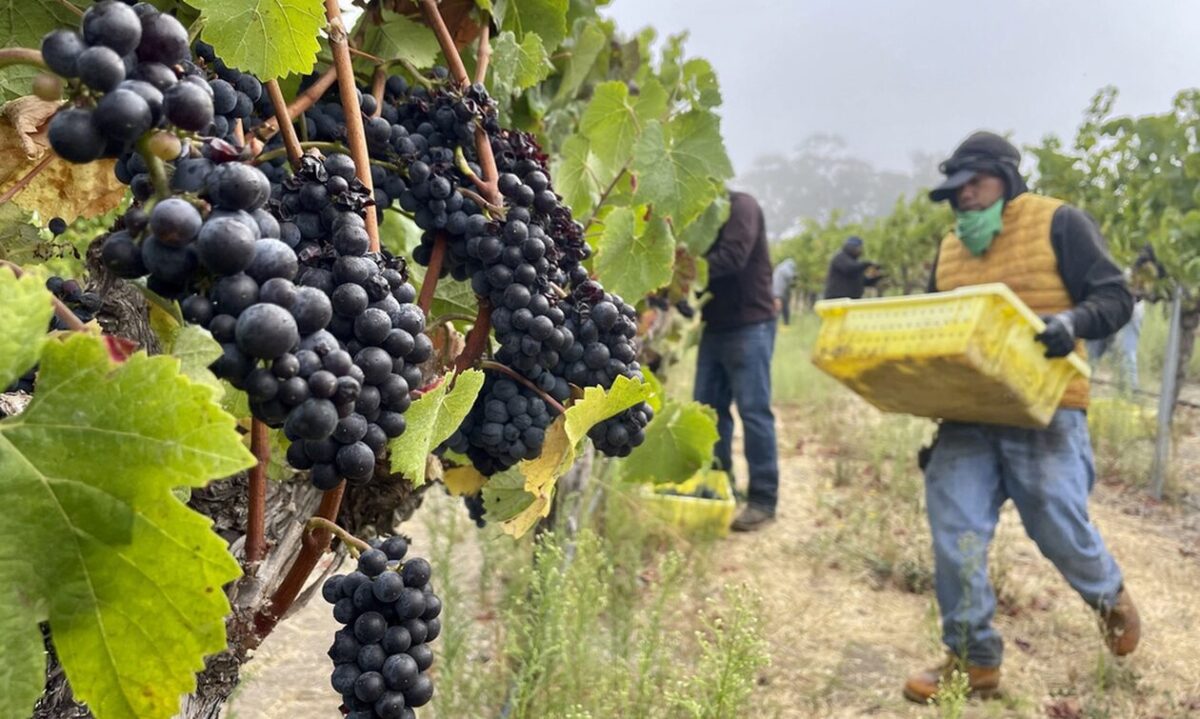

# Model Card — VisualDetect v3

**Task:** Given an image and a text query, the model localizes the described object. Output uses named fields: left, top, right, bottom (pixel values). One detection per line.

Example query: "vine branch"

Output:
left=325, top=0, right=380, bottom=252
left=0, top=48, right=47, bottom=70
left=417, top=232, right=447, bottom=313
left=260, top=67, right=337, bottom=140
left=265, top=79, right=303, bottom=168
left=245, top=420, right=269, bottom=564
left=0, top=154, right=54, bottom=205
left=583, top=165, right=630, bottom=232
left=418, top=0, right=470, bottom=88
left=454, top=299, right=493, bottom=372
left=475, top=21, right=492, bottom=85
left=481, top=360, right=566, bottom=414
left=253, top=481, right=346, bottom=641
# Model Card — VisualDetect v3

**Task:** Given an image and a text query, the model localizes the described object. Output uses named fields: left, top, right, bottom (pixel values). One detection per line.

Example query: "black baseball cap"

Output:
left=929, top=131, right=1022, bottom=203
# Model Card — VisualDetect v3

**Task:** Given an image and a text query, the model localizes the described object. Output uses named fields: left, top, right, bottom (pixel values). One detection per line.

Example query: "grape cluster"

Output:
left=322, top=538, right=441, bottom=718
left=42, top=1, right=207, bottom=164
left=443, top=374, right=557, bottom=474
left=192, top=41, right=272, bottom=146
left=271, top=153, right=430, bottom=488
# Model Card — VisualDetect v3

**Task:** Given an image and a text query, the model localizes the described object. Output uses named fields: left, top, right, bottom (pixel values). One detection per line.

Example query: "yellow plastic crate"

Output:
left=640, top=470, right=736, bottom=537
left=811, top=284, right=1089, bottom=428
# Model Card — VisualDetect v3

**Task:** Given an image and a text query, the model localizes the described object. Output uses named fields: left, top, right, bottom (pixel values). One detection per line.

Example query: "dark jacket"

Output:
left=702, top=192, right=776, bottom=330
left=823, top=250, right=878, bottom=300
left=927, top=199, right=1132, bottom=339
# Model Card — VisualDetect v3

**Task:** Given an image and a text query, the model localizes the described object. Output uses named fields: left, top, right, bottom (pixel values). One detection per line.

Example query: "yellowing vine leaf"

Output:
left=0, top=101, right=127, bottom=223
left=0, top=325, right=254, bottom=719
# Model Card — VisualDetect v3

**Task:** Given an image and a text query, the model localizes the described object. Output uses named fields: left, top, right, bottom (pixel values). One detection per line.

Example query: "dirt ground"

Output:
left=225, top=401, right=1200, bottom=719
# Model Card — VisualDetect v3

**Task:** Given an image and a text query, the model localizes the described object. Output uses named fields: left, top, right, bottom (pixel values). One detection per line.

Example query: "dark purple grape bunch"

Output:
left=322, top=537, right=441, bottom=719
left=275, top=153, right=431, bottom=489
left=441, top=374, right=558, bottom=475
left=42, top=1, right=208, bottom=164
left=462, top=493, right=486, bottom=529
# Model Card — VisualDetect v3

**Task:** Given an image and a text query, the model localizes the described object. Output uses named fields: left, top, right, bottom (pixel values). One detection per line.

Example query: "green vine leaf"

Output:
left=619, top=398, right=718, bottom=485
left=677, top=192, right=730, bottom=257
left=489, top=31, right=553, bottom=98
left=359, top=10, right=443, bottom=70
left=0, top=334, right=254, bottom=719
left=552, top=135, right=604, bottom=218
left=496, top=0, right=568, bottom=52
left=579, top=79, right=667, bottom=184
left=190, top=0, right=324, bottom=81
left=389, top=370, right=485, bottom=487
left=0, top=269, right=54, bottom=387
left=632, top=111, right=734, bottom=225
left=593, top=206, right=675, bottom=301
left=553, top=18, right=608, bottom=103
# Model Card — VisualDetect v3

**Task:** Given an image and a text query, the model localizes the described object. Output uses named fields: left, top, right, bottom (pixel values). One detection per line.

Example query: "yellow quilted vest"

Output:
left=935, top=193, right=1089, bottom=409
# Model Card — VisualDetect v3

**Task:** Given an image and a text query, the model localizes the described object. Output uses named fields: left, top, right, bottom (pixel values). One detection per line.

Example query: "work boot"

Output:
left=730, top=505, right=775, bottom=532
left=1102, top=588, right=1140, bottom=656
left=902, top=655, right=1000, bottom=704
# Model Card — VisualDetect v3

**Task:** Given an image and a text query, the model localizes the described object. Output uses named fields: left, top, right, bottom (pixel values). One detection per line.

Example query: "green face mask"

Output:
left=955, top=198, right=1005, bottom=256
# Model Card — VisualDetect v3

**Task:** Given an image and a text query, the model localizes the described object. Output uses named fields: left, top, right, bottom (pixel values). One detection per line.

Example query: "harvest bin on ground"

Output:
left=640, top=470, right=736, bottom=537
left=811, top=284, right=1089, bottom=429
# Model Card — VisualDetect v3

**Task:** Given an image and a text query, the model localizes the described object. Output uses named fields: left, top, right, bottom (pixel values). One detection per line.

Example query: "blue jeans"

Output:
left=924, top=410, right=1123, bottom=667
left=694, top=320, right=779, bottom=513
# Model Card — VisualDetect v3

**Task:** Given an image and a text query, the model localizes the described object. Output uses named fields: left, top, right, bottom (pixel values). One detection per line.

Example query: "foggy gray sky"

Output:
left=603, top=0, right=1200, bottom=178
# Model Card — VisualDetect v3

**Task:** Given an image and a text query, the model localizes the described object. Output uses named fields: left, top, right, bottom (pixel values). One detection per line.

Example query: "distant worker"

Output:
left=905, top=131, right=1138, bottom=704
left=1086, top=244, right=1166, bottom=393
left=772, top=257, right=797, bottom=324
left=696, top=191, right=780, bottom=532
left=822, top=236, right=882, bottom=299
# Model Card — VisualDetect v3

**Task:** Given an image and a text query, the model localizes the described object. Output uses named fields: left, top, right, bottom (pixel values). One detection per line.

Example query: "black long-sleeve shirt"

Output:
left=823, top=251, right=878, bottom=300
left=927, top=203, right=1132, bottom=339
left=702, top=192, right=776, bottom=330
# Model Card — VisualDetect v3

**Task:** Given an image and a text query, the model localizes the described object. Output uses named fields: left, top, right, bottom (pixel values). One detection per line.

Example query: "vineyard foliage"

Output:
left=0, top=0, right=735, bottom=717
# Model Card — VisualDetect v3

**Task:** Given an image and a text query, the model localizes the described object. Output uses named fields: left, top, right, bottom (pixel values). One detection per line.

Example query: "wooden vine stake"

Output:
left=325, top=0, right=380, bottom=252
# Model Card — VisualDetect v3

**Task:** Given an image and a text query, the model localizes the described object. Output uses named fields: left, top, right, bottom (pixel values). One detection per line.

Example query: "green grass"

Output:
left=422, top=477, right=770, bottom=719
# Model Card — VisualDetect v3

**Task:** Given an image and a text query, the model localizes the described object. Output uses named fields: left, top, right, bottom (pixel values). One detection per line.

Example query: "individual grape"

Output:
left=283, top=398, right=339, bottom=440
left=41, top=30, right=86, bottom=78
left=150, top=198, right=203, bottom=247
left=403, top=674, right=433, bottom=707
left=235, top=303, right=299, bottom=359
left=48, top=108, right=105, bottom=163
left=247, top=238, right=300, bottom=283
left=163, top=81, right=214, bottom=132
left=195, top=217, right=257, bottom=274
left=77, top=45, right=126, bottom=92
left=82, top=1, right=142, bottom=55
left=381, top=653, right=418, bottom=691
left=135, top=10, right=189, bottom=66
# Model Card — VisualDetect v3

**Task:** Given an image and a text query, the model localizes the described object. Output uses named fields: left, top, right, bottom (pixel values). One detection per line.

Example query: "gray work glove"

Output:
left=1035, top=312, right=1076, bottom=358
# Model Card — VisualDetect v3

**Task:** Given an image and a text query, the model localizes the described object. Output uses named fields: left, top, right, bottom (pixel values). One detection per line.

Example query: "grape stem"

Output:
left=264, top=79, right=303, bottom=168
left=454, top=299, right=493, bottom=372
left=370, top=66, right=386, bottom=119
left=0, top=48, right=47, bottom=70
left=583, top=165, right=630, bottom=233
left=347, top=46, right=385, bottom=65
left=0, top=260, right=88, bottom=332
left=53, top=0, right=84, bottom=18
left=0, top=154, right=54, bottom=205
left=259, top=67, right=337, bottom=140
left=252, top=481, right=346, bottom=641
left=135, top=135, right=171, bottom=199
left=429, top=312, right=478, bottom=329
left=481, top=360, right=567, bottom=415
left=417, top=232, right=447, bottom=313
left=305, top=517, right=371, bottom=555
left=474, top=20, right=492, bottom=85
left=325, top=0, right=381, bottom=253
left=245, top=419, right=269, bottom=565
